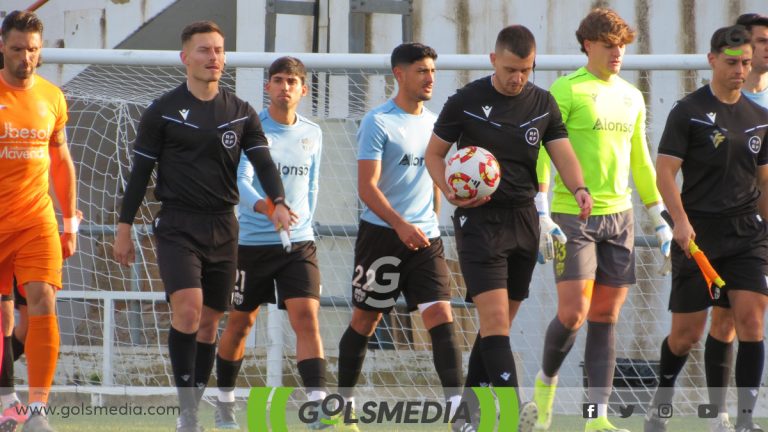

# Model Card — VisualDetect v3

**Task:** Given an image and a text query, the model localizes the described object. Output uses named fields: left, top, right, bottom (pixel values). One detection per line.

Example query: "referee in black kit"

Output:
left=425, top=24, right=591, bottom=431
left=113, top=21, right=291, bottom=432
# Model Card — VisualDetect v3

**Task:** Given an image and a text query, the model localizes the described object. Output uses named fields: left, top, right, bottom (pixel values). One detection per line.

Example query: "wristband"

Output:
left=273, top=197, right=291, bottom=211
left=573, top=186, right=590, bottom=196
left=64, top=217, right=80, bottom=234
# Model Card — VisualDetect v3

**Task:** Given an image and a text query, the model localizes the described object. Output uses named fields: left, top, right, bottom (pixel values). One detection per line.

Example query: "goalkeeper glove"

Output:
left=535, top=192, right=567, bottom=264
left=648, top=203, right=673, bottom=274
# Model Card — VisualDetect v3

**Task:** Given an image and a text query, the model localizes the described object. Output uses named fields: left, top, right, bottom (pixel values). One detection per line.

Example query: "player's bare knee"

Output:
left=734, top=313, right=765, bottom=340
left=668, top=330, right=701, bottom=355
left=289, top=308, right=319, bottom=334
left=350, top=310, right=381, bottom=336
left=419, top=302, right=453, bottom=329
left=557, top=309, right=586, bottom=330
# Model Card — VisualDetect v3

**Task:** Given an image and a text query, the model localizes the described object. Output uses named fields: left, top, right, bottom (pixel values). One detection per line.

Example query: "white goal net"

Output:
left=31, top=50, right=739, bottom=415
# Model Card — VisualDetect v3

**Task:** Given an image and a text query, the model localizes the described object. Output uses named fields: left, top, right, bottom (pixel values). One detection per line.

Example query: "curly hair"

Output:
left=575, top=8, right=636, bottom=54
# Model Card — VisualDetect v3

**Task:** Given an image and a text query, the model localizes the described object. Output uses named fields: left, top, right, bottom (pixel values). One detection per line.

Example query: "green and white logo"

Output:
left=247, top=386, right=520, bottom=431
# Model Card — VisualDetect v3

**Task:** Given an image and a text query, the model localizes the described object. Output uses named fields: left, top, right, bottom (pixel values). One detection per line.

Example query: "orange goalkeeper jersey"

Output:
left=0, top=74, right=68, bottom=232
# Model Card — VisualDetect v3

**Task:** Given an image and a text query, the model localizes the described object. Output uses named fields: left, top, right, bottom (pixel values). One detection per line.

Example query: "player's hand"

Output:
left=61, top=209, right=83, bottom=259
left=672, top=220, right=695, bottom=259
left=574, top=189, right=593, bottom=220
left=648, top=204, right=675, bottom=265
left=270, top=203, right=293, bottom=235
left=255, top=198, right=298, bottom=225
left=112, top=223, right=136, bottom=266
left=538, top=214, right=567, bottom=264
left=445, top=189, right=490, bottom=208
left=394, top=220, right=430, bottom=251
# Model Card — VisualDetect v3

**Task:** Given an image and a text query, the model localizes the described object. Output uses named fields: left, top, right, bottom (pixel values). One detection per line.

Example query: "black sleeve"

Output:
left=542, top=92, right=569, bottom=145
left=432, top=91, right=465, bottom=143
left=118, top=154, right=156, bottom=224
left=657, top=102, right=689, bottom=159
left=240, top=106, right=284, bottom=200
left=133, top=101, right=164, bottom=158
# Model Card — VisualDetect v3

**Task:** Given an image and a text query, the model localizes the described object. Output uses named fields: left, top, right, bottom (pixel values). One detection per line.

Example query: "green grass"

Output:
left=40, top=404, right=764, bottom=431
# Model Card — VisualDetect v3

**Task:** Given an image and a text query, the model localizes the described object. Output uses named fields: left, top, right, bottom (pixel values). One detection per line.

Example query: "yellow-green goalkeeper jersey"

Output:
left=537, top=67, right=661, bottom=215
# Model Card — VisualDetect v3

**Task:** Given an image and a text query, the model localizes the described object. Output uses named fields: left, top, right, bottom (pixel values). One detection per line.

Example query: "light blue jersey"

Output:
left=238, top=110, right=322, bottom=246
left=357, top=99, right=439, bottom=238
left=743, top=87, right=768, bottom=109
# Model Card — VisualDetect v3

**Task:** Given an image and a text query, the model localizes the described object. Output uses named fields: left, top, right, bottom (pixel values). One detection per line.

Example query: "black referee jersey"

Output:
left=433, top=77, right=568, bottom=206
left=125, top=83, right=281, bottom=214
left=658, top=85, right=768, bottom=217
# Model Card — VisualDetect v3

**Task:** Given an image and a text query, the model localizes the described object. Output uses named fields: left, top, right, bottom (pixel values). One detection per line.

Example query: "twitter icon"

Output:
left=618, top=405, right=635, bottom=418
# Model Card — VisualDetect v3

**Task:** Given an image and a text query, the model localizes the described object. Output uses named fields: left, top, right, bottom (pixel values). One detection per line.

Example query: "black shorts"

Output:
left=453, top=204, right=539, bottom=302
left=669, top=213, right=768, bottom=313
left=153, top=207, right=238, bottom=312
left=351, top=221, right=450, bottom=313
left=233, top=241, right=321, bottom=311
left=2, top=277, right=26, bottom=308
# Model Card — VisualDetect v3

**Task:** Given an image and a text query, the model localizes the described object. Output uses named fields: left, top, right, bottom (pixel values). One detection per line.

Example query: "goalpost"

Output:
left=37, top=48, right=732, bottom=415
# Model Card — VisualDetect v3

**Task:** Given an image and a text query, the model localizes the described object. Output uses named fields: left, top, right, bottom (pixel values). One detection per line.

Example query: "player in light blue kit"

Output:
left=213, top=57, right=327, bottom=430
left=334, top=43, right=464, bottom=432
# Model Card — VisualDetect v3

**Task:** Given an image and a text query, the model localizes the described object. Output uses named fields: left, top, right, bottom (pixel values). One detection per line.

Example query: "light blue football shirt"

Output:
left=238, top=110, right=322, bottom=246
left=743, top=87, right=768, bottom=109
left=357, top=99, right=439, bottom=238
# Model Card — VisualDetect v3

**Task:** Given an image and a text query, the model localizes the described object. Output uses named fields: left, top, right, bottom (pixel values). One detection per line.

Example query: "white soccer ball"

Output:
left=445, top=146, right=501, bottom=199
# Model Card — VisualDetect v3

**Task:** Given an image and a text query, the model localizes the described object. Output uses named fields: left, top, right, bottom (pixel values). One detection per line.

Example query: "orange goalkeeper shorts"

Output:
left=0, top=222, right=63, bottom=297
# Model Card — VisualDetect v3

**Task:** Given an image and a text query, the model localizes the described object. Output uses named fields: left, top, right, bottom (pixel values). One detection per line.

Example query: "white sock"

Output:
left=0, top=393, right=19, bottom=409
left=447, top=395, right=461, bottom=420
left=597, top=403, right=608, bottom=418
left=308, top=390, right=326, bottom=402
left=537, top=370, right=558, bottom=386
left=218, top=390, right=235, bottom=403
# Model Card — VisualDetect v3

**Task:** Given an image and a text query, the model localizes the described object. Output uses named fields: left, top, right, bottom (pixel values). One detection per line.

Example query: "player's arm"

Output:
left=241, top=105, right=291, bottom=232
left=544, top=138, right=592, bottom=219
left=359, top=159, right=429, bottom=250
left=113, top=103, right=162, bottom=266
left=49, top=127, right=78, bottom=259
left=432, top=184, right=441, bottom=218
left=424, top=133, right=489, bottom=208
left=758, top=165, right=768, bottom=220
left=629, top=99, right=673, bottom=258
left=656, top=154, right=693, bottom=257
left=307, top=131, right=322, bottom=220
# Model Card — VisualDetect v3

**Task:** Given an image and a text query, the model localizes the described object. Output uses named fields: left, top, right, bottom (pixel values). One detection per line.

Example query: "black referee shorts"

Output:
left=153, top=207, right=238, bottom=312
left=351, top=221, right=450, bottom=313
left=233, top=241, right=321, bottom=311
left=669, top=213, right=768, bottom=313
left=453, top=204, right=539, bottom=302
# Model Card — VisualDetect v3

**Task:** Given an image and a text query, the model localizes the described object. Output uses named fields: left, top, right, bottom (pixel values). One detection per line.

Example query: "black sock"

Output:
left=337, top=326, right=369, bottom=399
left=541, top=317, right=578, bottom=378
left=0, top=336, right=13, bottom=395
left=168, top=327, right=198, bottom=412
left=652, top=337, right=689, bottom=408
left=297, top=357, right=327, bottom=393
left=461, top=333, right=487, bottom=420
left=480, top=335, right=518, bottom=388
left=736, top=340, right=764, bottom=426
left=428, top=322, right=462, bottom=398
left=705, top=335, right=733, bottom=413
left=216, top=355, right=243, bottom=394
left=194, top=340, right=216, bottom=404
left=11, top=334, right=23, bottom=362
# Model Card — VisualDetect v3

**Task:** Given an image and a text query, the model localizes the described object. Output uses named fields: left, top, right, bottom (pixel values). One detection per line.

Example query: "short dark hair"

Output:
left=180, top=20, right=224, bottom=45
left=710, top=25, right=751, bottom=54
left=390, top=43, right=437, bottom=69
left=1, top=10, right=43, bottom=40
left=736, top=13, right=768, bottom=31
left=495, top=25, right=536, bottom=58
left=268, top=56, right=307, bottom=84
left=576, top=8, right=635, bottom=54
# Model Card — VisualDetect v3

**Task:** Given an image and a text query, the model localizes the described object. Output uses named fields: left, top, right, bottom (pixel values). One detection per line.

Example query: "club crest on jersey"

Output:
left=710, top=131, right=725, bottom=149
left=525, top=127, right=540, bottom=146
left=301, top=137, right=315, bottom=153
left=221, top=130, right=238, bottom=149
left=481, top=105, right=492, bottom=118
left=748, top=135, right=762, bottom=154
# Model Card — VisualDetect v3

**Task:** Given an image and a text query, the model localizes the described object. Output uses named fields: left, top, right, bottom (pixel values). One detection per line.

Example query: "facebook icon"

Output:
left=583, top=403, right=598, bottom=419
